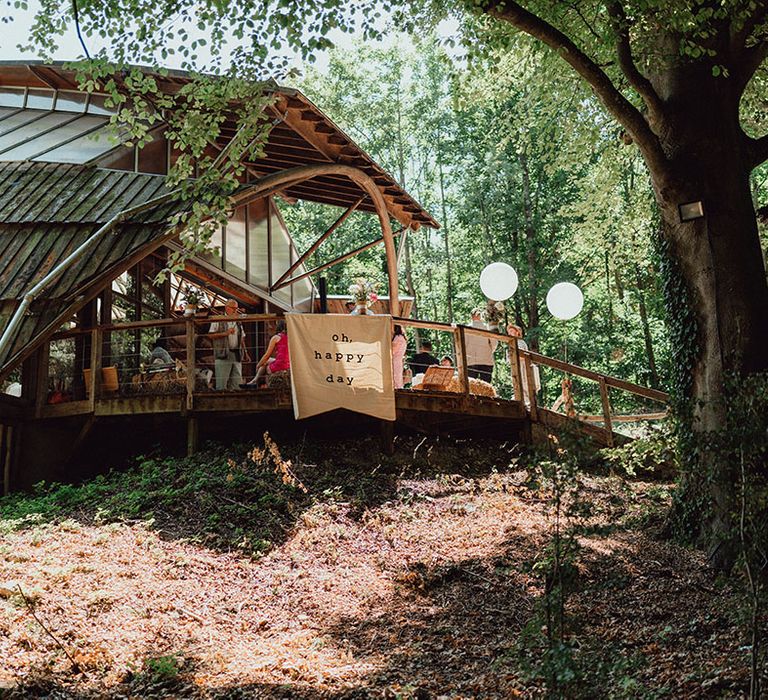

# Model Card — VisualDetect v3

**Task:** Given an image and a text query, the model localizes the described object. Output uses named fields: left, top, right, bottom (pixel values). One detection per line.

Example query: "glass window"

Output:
left=224, top=205, right=247, bottom=280
left=0, top=115, right=107, bottom=160
left=95, top=144, right=134, bottom=170
left=25, top=88, right=54, bottom=110
left=0, top=107, right=18, bottom=122
left=34, top=124, right=121, bottom=164
left=87, top=94, right=114, bottom=116
left=0, top=112, right=72, bottom=151
left=137, top=134, right=167, bottom=174
left=270, top=202, right=292, bottom=306
left=0, top=88, right=25, bottom=108
left=203, top=224, right=223, bottom=267
left=247, top=198, right=269, bottom=288
left=0, top=109, right=48, bottom=136
left=54, top=91, right=88, bottom=113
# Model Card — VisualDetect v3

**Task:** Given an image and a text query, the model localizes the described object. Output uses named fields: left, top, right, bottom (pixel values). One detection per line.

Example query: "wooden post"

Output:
left=186, top=318, right=195, bottom=412
left=523, top=351, right=539, bottom=422
left=380, top=420, right=395, bottom=456
left=34, top=343, right=50, bottom=419
left=599, top=376, right=614, bottom=447
left=454, top=326, right=469, bottom=396
left=3, top=425, right=13, bottom=496
left=88, top=327, right=101, bottom=411
left=186, top=416, right=198, bottom=456
left=508, top=339, right=524, bottom=403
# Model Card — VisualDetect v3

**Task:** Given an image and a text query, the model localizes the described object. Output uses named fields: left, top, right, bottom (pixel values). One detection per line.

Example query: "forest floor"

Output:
left=0, top=434, right=758, bottom=699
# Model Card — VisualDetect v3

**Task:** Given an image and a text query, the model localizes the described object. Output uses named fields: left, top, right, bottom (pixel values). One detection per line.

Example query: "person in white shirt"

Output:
left=208, top=299, right=250, bottom=390
left=464, top=309, right=497, bottom=383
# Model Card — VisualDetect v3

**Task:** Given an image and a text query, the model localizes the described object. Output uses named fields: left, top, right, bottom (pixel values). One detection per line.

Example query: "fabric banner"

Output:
left=286, top=313, right=395, bottom=421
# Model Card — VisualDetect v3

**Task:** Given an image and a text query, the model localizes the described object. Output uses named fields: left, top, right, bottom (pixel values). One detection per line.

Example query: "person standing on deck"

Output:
left=464, top=309, right=497, bottom=383
left=209, top=299, right=250, bottom=390
left=392, top=324, right=407, bottom=389
left=409, top=340, right=439, bottom=376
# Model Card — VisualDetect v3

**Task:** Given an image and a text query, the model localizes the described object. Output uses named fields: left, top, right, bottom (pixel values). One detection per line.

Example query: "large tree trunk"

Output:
left=651, top=86, right=768, bottom=568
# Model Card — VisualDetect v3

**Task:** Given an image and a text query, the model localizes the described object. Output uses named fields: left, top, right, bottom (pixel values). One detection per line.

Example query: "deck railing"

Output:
left=393, top=317, right=669, bottom=445
left=39, top=314, right=669, bottom=444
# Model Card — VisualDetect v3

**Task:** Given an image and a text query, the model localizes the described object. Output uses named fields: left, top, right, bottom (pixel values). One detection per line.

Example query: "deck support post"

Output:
left=88, top=327, right=102, bottom=411
left=599, top=377, right=614, bottom=447
left=186, top=416, right=198, bottom=456
left=454, top=326, right=470, bottom=396
left=2, top=424, right=11, bottom=496
left=523, top=350, right=539, bottom=422
left=185, top=318, right=195, bottom=412
left=380, top=420, right=395, bottom=456
left=508, top=338, right=524, bottom=403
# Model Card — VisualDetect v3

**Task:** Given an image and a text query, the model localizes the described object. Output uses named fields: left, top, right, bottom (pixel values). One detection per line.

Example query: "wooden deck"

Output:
left=2, top=315, right=669, bottom=493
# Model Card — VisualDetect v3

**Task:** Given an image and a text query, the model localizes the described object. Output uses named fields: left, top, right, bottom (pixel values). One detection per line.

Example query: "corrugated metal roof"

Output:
left=0, top=161, right=178, bottom=224
left=0, top=220, right=172, bottom=372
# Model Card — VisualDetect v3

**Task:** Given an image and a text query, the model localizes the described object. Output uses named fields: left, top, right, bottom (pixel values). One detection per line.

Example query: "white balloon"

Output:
left=479, top=262, right=519, bottom=301
left=546, top=282, right=584, bottom=320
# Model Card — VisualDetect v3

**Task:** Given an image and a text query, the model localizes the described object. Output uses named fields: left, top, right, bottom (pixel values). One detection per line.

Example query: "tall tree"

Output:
left=23, top=0, right=767, bottom=567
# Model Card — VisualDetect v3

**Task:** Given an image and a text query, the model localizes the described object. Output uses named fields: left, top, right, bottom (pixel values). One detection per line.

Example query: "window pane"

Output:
left=137, top=134, right=167, bottom=174
left=0, top=109, right=47, bottom=136
left=34, top=124, right=121, bottom=164
left=203, top=224, right=222, bottom=267
left=26, top=88, right=54, bottom=110
left=0, top=88, right=25, bottom=108
left=1, top=115, right=107, bottom=160
left=247, top=199, right=269, bottom=288
left=270, top=203, right=292, bottom=306
left=87, top=94, right=114, bottom=116
left=0, top=112, right=72, bottom=151
left=54, top=91, right=88, bottom=113
left=224, top=205, right=247, bottom=280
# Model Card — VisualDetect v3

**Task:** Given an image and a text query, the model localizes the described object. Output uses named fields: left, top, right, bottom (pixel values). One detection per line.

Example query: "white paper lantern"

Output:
left=546, top=282, right=584, bottom=320
left=479, top=262, right=519, bottom=301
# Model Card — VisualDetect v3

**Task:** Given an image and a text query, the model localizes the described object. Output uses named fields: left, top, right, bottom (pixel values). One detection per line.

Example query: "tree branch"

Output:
left=481, top=0, right=669, bottom=178
left=606, top=1, right=664, bottom=122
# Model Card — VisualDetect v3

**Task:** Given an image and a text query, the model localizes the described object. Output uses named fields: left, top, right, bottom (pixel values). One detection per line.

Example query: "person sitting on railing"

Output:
left=244, top=320, right=289, bottom=388
left=506, top=323, right=540, bottom=404
left=150, top=336, right=173, bottom=366
left=465, top=309, right=497, bottom=383
left=409, top=340, right=439, bottom=376
left=209, top=299, right=250, bottom=390
left=392, top=324, right=407, bottom=389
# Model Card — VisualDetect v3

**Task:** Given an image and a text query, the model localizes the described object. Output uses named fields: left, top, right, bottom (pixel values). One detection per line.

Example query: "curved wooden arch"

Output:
left=231, top=164, right=401, bottom=316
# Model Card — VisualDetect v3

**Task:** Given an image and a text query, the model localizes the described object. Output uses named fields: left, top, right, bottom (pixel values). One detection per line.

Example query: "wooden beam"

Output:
left=186, top=416, right=198, bottom=456
left=455, top=326, right=470, bottom=396
left=88, top=327, right=102, bottom=411
left=523, top=351, right=539, bottom=422
left=507, top=338, right=524, bottom=404
left=2, top=425, right=10, bottom=496
left=185, top=318, right=195, bottom=412
left=599, top=376, right=614, bottom=447
left=271, top=195, right=365, bottom=291
left=272, top=227, right=406, bottom=291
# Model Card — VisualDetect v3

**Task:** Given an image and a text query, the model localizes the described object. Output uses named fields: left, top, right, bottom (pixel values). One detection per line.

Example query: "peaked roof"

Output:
left=0, top=162, right=180, bottom=374
left=0, top=62, right=439, bottom=230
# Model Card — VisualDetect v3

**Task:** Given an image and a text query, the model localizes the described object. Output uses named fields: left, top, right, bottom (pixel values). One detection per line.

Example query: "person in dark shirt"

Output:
left=409, top=341, right=440, bottom=375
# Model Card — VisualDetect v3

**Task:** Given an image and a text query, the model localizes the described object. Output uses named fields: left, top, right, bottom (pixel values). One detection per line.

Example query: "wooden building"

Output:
left=0, top=63, right=436, bottom=491
left=0, top=64, right=668, bottom=494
